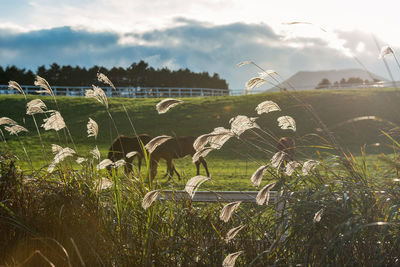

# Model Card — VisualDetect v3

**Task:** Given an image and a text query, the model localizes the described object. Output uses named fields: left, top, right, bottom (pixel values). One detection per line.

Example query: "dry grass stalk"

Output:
left=97, top=72, right=116, bottom=90
left=222, top=251, right=243, bottom=267
left=26, top=99, right=47, bottom=115
left=114, top=159, right=126, bottom=168
left=8, top=81, right=26, bottom=98
left=126, top=151, right=139, bottom=158
left=91, top=146, right=101, bottom=160
left=85, top=85, right=108, bottom=109
left=256, top=182, right=276, bottom=205
left=97, top=159, right=113, bottom=170
left=313, top=208, right=324, bottom=223
left=302, top=160, right=320, bottom=175
left=4, top=125, right=28, bottom=135
left=34, top=76, right=54, bottom=97
left=185, top=175, right=210, bottom=198
left=245, top=77, right=267, bottom=90
left=96, top=177, right=113, bottom=191
left=142, top=190, right=161, bottom=210
left=87, top=118, right=98, bottom=139
left=156, top=98, right=184, bottom=114
left=225, top=225, right=245, bottom=243
left=76, top=157, right=87, bottom=164
left=277, top=116, right=296, bottom=131
left=256, top=100, right=281, bottom=115
left=271, top=151, right=287, bottom=168
left=230, top=115, right=259, bottom=136
left=192, top=147, right=214, bottom=163
left=250, top=165, right=269, bottom=187
left=145, top=135, right=172, bottom=153
left=41, top=111, right=66, bottom=131
left=48, top=147, right=76, bottom=173
left=258, top=70, right=278, bottom=78
left=284, top=161, right=301, bottom=176
left=51, top=144, right=63, bottom=154
left=379, top=45, right=394, bottom=59
left=193, top=127, right=233, bottom=151
left=0, top=117, right=17, bottom=126
left=220, top=201, right=241, bottom=222
left=236, top=61, right=253, bottom=67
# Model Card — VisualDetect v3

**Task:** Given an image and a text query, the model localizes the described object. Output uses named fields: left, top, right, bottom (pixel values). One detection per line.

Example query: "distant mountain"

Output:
left=268, top=68, right=388, bottom=91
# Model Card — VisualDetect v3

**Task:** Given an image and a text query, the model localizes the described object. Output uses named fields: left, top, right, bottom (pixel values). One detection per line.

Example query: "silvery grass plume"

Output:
left=76, top=157, right=87, bottom=164
left=126, top=151, right=139, bottom=158
left=0, top=117, right=17, bottom=126
left=41, top=111, right=66, bottom=131
left=258, top=70, right=278, bottom=79
left=193, top=127, right=234, bottom=151
left=145, top=135, right=172, bottom=153
left=96, top=177, right=113, bottom=192
left=282, top=21, right=327, bottom=32
left=313, top=208, right=324, bottom=223
left=97, top=159, right=113, bottom=170
left=48, top=147, right=76, bottom=173
left=51, top=144, right=63, bottom=154
left=250, top=165, right=269, bottom=187
left=256, top=182, right=276, bottom=205
left=220, top=201, right=241, bottom=222
left=225, top=225, right=245, bottom=243
left=222, top=251, right=243, bottom=267
left=277, top=116, right=296, bottom=131
left=114, top=159, right=126, bottom=168
left=271, top=151, right=287, bottom=168
left=185, top=175, right=210, bottom=198
left=284, top=161, right=301, bottom=176
left=192, top=147, right=214, bottom=163
left=379, top=45, right=394, bottom=59
left=97, top=72, right=116, bottom=90
left=256, top=100, right=281, bottom=115
left=156, top=98, right=184, bottom=114
left=236, top=61, right=253, bottom=67
left=4, top=125, right=28, bottom=135
left=91, top=146, right=101, bottom=160
left=34, top=76, right=54, bottom=98
left=230, top=115, right=259, bottom=136
left=245, top=77, right=267, bottom=90
left=85, top=85, right=108, bottom=109
left=87, top=118, right=98, bottom=139
left=8, top=81, right=26, bottom=99
left=26, top=99, right=47, bottom=115
left=142, top=190, right=161, bottom=210
left=302, top=160, right=320, bottom=175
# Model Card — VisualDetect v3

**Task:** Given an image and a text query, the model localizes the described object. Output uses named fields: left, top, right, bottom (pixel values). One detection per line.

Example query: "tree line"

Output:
left=315, top=77, right=381, bottom=89
left=0, top=61, right=229, bottom=89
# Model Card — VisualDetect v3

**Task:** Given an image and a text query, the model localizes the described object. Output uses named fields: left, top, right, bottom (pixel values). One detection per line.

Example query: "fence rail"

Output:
left=158, top=190, right=278, bottom=203
left=0, top=85, right=229, bottom=98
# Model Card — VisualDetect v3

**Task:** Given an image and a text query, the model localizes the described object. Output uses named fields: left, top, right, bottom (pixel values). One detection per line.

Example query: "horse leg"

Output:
left=150, top=159, right=158, bottom=182
left=199, top=157, right=210, bottom=177
left=124, top=157, right=133, bottom=175
left=172, top=162, right=181, bottom=180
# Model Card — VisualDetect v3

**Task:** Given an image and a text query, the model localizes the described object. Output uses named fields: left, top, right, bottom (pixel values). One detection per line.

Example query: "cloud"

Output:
left=0, top=19, right=396, bottom=90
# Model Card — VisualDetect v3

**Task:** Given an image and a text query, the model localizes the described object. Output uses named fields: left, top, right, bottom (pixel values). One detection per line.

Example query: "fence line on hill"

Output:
left=0, top=85, right=231, bottom=98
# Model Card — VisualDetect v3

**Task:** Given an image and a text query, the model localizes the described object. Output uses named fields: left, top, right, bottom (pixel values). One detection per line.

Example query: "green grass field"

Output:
left=2, top=88, right=400, bottom=190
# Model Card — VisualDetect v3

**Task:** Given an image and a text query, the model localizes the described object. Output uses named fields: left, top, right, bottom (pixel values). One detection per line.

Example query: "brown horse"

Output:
left=107, top=134, right=152, bottom=174
left=149, top=136, right=210, bottom=180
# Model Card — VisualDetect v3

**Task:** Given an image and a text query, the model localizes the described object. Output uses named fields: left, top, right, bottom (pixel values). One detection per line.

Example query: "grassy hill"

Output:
left=1, top=88, right=400, bottom=189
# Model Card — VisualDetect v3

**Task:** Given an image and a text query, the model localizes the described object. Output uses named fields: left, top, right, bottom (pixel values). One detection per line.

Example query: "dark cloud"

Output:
left=0, top=20, right=396, bottom=90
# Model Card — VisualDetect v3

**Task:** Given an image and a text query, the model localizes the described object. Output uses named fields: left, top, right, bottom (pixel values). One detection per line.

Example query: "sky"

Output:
left=1, top=0, right=400, bottom=90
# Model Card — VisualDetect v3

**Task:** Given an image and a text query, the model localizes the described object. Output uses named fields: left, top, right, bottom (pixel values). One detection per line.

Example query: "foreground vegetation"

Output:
left=2, top=82, right=400, bottom=265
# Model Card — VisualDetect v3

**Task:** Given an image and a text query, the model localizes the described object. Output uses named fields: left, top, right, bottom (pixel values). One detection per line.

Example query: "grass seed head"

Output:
left=142, top=190, right=161, bottom=210
left=220, top=201, right=241, bottom=222
left=222, top=251, right=243, bottom=267
left=156, top=98, right=183, bottom=114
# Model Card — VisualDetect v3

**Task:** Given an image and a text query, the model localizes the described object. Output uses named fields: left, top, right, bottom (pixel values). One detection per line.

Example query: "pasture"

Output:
left=2, top=87, right=400, bottom=266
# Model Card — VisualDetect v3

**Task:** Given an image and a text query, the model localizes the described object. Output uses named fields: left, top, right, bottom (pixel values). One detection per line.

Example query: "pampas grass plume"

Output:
left=142, top=190, right=161, bottom=210
left=156, top=98, right=183, bottom=114
left=256, top=182, right=276, bottom=205
left=220, top=201, right=241, bottom=222
left=185, top=175, right=210, bottom=198
left=222, top=251, right=243, bottom=267
left=145, top=135, right=172, bottom=153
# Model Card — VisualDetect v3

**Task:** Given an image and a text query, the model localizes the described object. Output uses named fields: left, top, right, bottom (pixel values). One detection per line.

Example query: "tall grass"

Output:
left=2, top=71, right=400, bottom=266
